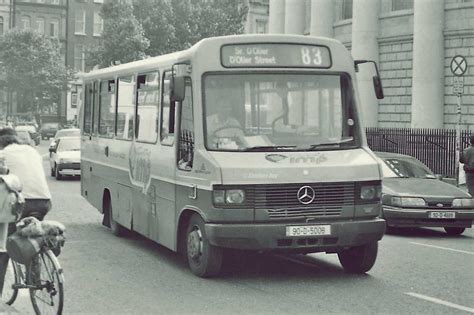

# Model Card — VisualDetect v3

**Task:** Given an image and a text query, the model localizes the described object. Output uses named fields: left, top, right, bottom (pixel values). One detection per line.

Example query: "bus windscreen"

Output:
left=221, top=43, right=331, bottom=68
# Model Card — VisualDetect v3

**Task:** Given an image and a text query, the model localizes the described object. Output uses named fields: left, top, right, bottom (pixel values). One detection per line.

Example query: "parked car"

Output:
left=49, top=128, right=81, bottom=153
left=15, top=125, right=40, bottom=145
left=40, top=122, right=62, bottom=140
left=49, top=136, right=81, bottom=180
left=15, top=130, right=35, bottom=146
left=376, top=151, right=474, bottom=236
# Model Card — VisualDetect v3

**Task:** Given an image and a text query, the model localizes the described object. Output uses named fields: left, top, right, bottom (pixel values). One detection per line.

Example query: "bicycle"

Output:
left=2, top=224, right=65, bottom=315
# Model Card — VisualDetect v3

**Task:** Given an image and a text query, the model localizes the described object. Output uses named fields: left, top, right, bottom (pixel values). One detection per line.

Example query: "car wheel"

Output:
left=55, top=165, right=62, bottom=180
left=338, top=242, right=378, bottom=274
left=444, top=227, right=465, bottom=236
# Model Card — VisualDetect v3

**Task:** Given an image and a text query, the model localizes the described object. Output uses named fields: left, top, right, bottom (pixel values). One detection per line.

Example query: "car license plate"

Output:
left=429, top=211, right=455, bottom=219
left=286, top=225, right=331, bottom=237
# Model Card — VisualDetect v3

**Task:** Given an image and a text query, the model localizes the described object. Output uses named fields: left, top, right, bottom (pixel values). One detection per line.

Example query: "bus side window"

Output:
left=116, top=75, right=135, bottom=141
left=98, top=79, right=116, bottom=138
left=83, top=83, right=93, bottom=135
left=160, top=71, right=175, bottom=146
left=178, top=78, right=193, bottom=171
left=91, top=82, right=99, bottom=136
left=136, top=71, right=160, bottom=143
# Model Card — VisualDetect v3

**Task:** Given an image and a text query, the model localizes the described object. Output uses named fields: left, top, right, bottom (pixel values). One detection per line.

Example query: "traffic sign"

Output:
left=453, top=76, right=464, bottom=95
left=450, top=55, right=467, bottom=76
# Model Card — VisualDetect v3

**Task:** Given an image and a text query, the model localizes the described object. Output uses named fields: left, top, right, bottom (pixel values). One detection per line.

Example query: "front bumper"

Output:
left=205, top=218, right=386, bottom=252
left=58, top=163, right=81, bottom=176
left=383, top=206, right=474, bottom=228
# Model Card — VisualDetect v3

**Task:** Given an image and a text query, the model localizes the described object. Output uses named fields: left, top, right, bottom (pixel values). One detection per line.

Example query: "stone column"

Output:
left=352, top=0, right=380, bottom=127
left=411, top=0, right=444, bottom=128
left=310, top=0, right=334, bottom=38
left=285, top=0, right=305, bottom=35
left=269, top=0, right=285, bottom=34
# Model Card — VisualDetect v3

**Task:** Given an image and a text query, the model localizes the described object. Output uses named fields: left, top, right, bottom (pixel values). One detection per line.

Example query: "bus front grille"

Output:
left=253, top=182, right=354, bottom=218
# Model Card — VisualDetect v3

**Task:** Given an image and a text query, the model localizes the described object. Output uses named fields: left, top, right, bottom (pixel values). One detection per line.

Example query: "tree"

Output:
left=0, top=29, right=73, bottom=114
left=134, top=0, right=248, bottom=57
left=87, top=2, right=150, bottom=68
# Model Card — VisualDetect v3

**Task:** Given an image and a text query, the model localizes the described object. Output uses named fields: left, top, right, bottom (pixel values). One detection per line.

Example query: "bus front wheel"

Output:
left=186, top=214, right=223, bottom=277
left=337, top=241, right=378, bottom=274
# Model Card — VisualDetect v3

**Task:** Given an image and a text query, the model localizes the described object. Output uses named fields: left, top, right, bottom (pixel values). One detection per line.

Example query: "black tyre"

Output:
left=338, top=242, right=378, bottom=274
left=50, top=167, right=55, bottom=177
left=1, top=258, right=19, bottom=305
left=107, top=201, right=125, bottom=237
left=444, top=227, right=465, bottom=236
left=28, top=250, right=64, bottom=315
left=186, top=214, right=223, bottom=277
left=55, top=165, right=62, bottom=180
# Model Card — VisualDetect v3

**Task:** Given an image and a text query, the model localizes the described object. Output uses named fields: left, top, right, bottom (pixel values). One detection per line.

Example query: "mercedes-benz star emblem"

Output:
left=297, top=186, right=315, bottom=205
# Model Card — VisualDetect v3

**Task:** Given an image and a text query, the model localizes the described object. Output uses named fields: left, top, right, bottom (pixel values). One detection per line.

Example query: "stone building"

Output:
left=267, top=0, right=474, bottom=131
left=0, top=0, right=12, bottom=118
left=245, top=0, right=269, bottom=34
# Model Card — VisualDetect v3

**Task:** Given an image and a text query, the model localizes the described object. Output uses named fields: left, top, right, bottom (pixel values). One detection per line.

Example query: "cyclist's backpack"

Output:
left=0, top=174, right=24, bottom=223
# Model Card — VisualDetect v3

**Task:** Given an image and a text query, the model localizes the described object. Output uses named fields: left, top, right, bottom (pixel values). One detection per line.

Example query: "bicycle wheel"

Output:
left=1, top=258, right=20, bottom=305
left=28, top=249, right=64, bottom=315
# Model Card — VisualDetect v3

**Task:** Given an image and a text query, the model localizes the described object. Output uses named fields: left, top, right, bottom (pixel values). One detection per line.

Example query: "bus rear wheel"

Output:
left=106, top=201, right=125, bottom=237
left=338, top=241, right=378, bottom=274
left=186, top=214, right=223, bottom=277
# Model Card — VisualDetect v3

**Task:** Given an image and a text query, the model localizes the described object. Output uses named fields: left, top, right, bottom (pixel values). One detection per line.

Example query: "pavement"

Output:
left=0, top=302, right=17, bottom=314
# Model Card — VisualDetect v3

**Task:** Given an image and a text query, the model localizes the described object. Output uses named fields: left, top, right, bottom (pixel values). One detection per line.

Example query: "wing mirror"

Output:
left=355, top=60, right=384, bottom=100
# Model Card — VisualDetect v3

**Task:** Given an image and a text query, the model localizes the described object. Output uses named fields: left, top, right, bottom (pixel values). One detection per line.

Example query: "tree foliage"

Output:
left=0, top=29, right=73, bottom=113
left=94, top=0, right=248, bottom=65
left=87, top=2, right=150, bottom=68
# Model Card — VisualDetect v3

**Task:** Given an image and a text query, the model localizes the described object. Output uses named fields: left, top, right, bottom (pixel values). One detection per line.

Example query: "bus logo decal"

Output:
left=129, top=143, right=152, bottom=193
left=297, top=186, right=315, bottom=205
left=265, top=154, right=288, bottom=163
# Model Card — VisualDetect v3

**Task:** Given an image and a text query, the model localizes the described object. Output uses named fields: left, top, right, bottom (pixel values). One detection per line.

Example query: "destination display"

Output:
left=221, top=43, right=332, bottom=68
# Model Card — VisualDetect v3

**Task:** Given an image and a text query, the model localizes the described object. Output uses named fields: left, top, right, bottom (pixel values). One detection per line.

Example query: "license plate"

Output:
left=429, top=211, right=456, bottom=219
left=286, top=225, right=331, bottom=237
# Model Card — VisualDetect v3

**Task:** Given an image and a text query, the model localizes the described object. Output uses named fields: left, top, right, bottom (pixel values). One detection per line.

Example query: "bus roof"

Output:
left=81, top=34, right=351, bottom=81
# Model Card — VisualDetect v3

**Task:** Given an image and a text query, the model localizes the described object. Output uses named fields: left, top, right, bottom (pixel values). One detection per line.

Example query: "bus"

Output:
left=80, top=34, right=386, bottom=277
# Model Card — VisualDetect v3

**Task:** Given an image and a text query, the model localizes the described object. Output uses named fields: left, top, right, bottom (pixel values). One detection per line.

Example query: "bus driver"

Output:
left=206, top=100, right=245, bottom=149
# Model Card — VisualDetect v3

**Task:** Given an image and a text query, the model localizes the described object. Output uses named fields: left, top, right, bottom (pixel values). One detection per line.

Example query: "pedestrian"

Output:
left=460, top=134, right=474, bottom=196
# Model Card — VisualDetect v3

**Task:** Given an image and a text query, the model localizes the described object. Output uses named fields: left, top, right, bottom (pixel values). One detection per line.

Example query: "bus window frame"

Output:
left=83, top=82, right=93, bottom=136
left=135, top=70, right=160, bottom=145
left=98, top=78, right=116, bottom=139
left=177, top=77, right=194, bottom=171
left=201, top=70, right=361, bottom=152
left=115, top=74, right=136, bottom=142
left=160, top=70, right=176, bottom=146
left=91, top=81, right=99, bottom=136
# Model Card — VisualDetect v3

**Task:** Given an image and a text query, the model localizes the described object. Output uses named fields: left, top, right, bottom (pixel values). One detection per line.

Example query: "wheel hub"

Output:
left=187, top=228, right=202, bottom=260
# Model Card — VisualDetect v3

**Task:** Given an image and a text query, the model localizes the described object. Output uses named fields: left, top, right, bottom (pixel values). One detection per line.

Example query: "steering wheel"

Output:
left=211, top=125, right=245, bottom=138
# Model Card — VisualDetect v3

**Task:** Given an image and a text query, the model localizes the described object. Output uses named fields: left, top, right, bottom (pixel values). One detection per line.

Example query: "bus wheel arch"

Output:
left=178, top=210, right=223, bottom=277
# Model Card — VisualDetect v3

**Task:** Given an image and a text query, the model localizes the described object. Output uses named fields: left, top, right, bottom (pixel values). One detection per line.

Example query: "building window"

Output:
left=51, top=0, right=60, bottom=4
left=93, top=11, right=103, bottom=36
left=50, top=19, right=59, bottom=37
left=75, top=10, right=86, bottom=34
left=255, top=19, right=267, bottom=34
left=93, top=0, right=104, bottom=3
left=392, top=0, right=413, bottom=11
left=36, top=17, right=45, bottom=34
left=21, top=16, right=31, bottom=30
left=0, top=17, right=3, bottom=35
left=74, top=45, right=85, bottom=72
left=37, top=0, right=44, bottom=3
left=342, top=0, right=353, bottom=20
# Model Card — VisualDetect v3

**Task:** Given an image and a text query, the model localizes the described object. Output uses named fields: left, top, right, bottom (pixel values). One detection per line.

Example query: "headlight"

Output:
left=360, top=185, right=381, bottom=200
left=213, top=189, right=245, bottom=205
left=391, top=196, right=426, bottom=207
left=452, top=198, right=474, bottom=207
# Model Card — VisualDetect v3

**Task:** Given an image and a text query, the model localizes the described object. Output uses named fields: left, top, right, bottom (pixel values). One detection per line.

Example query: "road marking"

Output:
left=410, top=242, right=474, bottom=255
left=405, top=292, right=474, bottom=313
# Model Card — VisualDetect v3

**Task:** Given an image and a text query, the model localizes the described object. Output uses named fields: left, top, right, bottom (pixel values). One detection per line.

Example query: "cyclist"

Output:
left=0, top=127, right=52, bottom=295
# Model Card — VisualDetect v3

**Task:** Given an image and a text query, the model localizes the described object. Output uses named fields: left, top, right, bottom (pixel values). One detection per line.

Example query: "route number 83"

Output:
left=301, top=47, right=322, bottom=65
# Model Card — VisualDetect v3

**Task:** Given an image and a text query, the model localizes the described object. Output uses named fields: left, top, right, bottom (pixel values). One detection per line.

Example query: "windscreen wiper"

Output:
left=306, top=138, right=354, bottom=150
left=243, top=145, right=297, bottom=152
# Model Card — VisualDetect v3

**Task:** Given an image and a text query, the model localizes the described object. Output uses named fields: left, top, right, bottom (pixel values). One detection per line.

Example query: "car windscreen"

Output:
left=55, top=129, right=80, bottom=139
left=57, top=138, right=80, bottom=152
left=381, top=157, right=434, bottom=178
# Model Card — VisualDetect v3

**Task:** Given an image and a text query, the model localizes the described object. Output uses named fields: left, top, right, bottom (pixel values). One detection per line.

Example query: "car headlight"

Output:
left=391, top=196, right=426, bottom=207
left=452, top=198, right=474, bottom=207
left=213, top=189, right=245, bottom=205
left=360, top=185, right=380, bottom=200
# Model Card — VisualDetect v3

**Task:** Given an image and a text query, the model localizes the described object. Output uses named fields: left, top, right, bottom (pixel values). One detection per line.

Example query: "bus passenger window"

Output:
left=178, top=79, right=193, bottom=171
left=160, top=72, right=175, bottom=145
left=136, top=72, right=160, bottom=143
left=116, top=76, right=135, bottom=140
left=83, top=83, right=93, bottom=134
left=92, top=82, right=99, bottom=135
left=98, top=79, right=116, bottom=138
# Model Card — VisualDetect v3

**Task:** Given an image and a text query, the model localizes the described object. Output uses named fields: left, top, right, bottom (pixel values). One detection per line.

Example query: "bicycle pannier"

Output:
left=6, top=233, right=43, bottom=265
